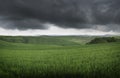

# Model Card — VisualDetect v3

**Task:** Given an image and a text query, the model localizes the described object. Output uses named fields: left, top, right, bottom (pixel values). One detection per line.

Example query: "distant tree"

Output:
left=106, top=37, right=117, bottom=42
left=88, top=38, right=107, bottom=44
left=88, top=37, right=119, bottom=44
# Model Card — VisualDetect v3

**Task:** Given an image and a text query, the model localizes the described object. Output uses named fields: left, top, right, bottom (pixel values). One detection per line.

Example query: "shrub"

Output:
left=88, top=37, right=119, bottom=44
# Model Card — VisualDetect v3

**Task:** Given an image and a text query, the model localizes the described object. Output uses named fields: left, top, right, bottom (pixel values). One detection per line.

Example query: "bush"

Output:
left=88, top=37, right=119, bottom=44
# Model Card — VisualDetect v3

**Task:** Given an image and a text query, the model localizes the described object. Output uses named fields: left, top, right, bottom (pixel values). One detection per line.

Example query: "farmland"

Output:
left=0, top=36, right=120, bottom=78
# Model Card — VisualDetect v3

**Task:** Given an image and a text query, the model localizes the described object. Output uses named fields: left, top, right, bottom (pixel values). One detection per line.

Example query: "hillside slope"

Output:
left=0, top=36, right=81, bottom=46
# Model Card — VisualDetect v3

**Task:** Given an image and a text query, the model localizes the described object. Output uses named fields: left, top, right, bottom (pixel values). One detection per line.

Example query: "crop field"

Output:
left=0, top=36, right=120, bottom=78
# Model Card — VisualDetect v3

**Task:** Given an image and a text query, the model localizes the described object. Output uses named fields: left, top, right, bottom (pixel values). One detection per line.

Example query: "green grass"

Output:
left=0, top=36, right=95, bottom=45
left=0, top=36, right=120, bottom=78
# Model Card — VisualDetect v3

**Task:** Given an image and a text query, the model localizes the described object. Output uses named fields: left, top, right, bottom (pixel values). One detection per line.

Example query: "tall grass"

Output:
left=0, top=41, right=120, bottom=78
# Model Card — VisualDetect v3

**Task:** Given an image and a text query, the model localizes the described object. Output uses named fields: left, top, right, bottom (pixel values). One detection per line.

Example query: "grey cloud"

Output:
left=0, top=0, right=120, bottom=31
left=0, top=16, right=48, bottom=30
left=92, top=24, right=120, bottom=32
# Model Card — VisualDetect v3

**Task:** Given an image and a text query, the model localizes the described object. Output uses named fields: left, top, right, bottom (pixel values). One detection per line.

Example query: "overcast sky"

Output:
left=0, top=0, right=120, bottom=36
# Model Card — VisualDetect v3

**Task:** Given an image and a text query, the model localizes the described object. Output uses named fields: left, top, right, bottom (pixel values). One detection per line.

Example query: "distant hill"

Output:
left=88, top=37, right=120, bottom=44
left=0, top=36, right=81, bottom=46
left=0, top=36, right=119, bottom=46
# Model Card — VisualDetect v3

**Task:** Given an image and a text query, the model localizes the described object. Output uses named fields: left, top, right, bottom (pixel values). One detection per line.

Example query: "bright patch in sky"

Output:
left=0, top=24, right=119, bottom=36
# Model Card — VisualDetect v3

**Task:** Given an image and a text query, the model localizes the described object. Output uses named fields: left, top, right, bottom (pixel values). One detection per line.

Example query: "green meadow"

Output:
left=0, top=36, right=120, bottom=78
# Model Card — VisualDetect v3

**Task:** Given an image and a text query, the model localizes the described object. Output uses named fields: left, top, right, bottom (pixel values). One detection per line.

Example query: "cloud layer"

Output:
left=0, top=25, right=119, bottom=36
left=0, top=0, right=120, bottom=32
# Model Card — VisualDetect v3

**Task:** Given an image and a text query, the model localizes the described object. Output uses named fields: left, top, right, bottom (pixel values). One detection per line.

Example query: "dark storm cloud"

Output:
left=0, top=16, right=48, bottom=30
left=0, top=0, right=120, bottom=31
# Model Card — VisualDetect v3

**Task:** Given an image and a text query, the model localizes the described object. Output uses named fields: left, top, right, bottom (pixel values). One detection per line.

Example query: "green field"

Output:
left=0, top=36, right=120, bottom=78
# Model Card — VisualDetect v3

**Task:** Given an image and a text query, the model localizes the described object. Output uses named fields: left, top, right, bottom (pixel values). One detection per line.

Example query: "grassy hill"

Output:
left=0, top=36, right=119, bottom=45
left=0, top=36, right=83, bottom=45
left=88, top=37, right=120, bottom=44
left=0, top=36, right=120, bottom=78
